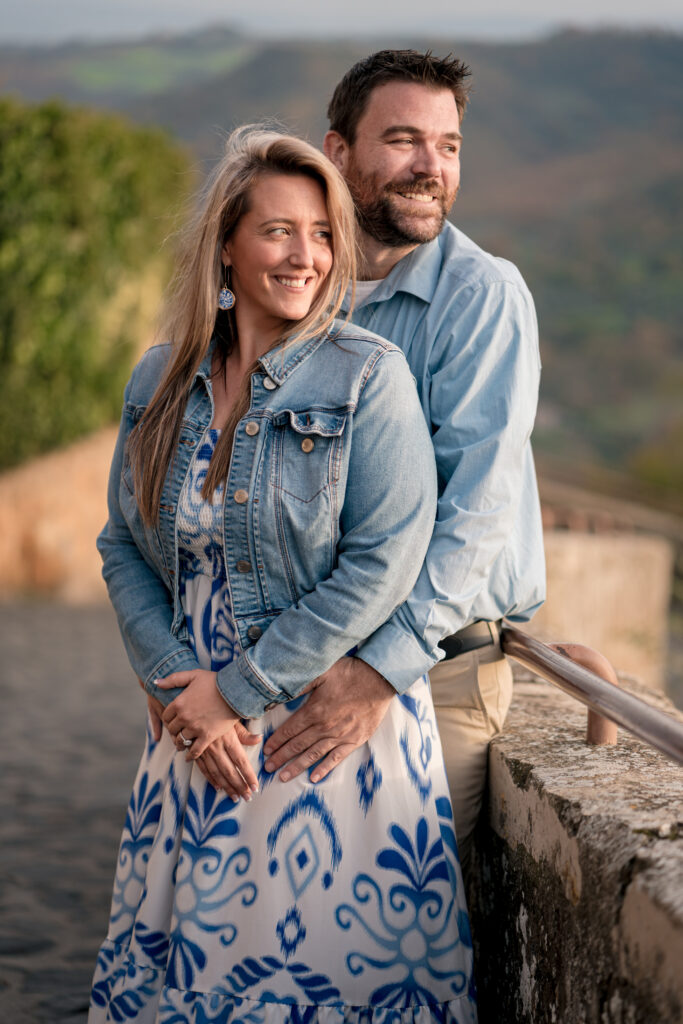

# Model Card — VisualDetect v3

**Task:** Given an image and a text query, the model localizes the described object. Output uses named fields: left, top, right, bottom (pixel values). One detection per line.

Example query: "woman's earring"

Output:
left=218, top=265, right=236, bottom=311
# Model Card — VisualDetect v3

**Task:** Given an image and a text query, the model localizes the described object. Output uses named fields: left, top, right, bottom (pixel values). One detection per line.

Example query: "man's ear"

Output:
left=323, top=131, right=349, bottom=174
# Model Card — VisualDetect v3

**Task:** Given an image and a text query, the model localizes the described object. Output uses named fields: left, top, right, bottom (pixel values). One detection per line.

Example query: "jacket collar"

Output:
left=194, top=330, right=328, bottom=388
left=258, top=331, right=328, bottom=385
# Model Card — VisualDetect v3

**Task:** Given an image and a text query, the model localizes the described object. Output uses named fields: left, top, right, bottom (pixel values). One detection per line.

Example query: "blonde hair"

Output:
left=129, top=125, right=358, bottom=522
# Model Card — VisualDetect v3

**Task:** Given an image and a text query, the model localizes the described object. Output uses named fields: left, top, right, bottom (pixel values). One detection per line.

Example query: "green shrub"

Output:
left=0, top=97, right=190, bottom=468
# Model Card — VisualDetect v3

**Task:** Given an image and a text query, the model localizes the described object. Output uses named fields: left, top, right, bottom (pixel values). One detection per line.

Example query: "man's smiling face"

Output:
left=341, top=81, right=462, bottom=247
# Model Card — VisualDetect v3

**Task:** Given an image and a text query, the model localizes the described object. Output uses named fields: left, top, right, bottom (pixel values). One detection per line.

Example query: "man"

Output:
left=261, top=50, right=546, bottom=875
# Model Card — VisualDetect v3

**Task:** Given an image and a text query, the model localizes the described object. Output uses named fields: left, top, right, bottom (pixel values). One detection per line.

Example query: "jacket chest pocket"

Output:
left=270, top=409, right=346, bottom=502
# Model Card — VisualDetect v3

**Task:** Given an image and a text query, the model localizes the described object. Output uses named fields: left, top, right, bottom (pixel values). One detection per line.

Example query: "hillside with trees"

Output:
left=1, top=27, right=681, bottom=507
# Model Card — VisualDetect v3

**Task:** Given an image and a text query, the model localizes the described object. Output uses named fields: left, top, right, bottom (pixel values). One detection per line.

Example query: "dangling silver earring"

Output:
left=218, top=265, right=236, bottom=310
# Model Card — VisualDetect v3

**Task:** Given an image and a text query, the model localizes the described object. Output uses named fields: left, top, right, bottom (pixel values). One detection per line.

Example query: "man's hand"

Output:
left=262, top=657, right=394, bottom=783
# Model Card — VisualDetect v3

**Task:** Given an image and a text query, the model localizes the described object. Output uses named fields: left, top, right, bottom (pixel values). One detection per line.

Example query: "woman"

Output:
left=89, top=126, right=477, bottom=1023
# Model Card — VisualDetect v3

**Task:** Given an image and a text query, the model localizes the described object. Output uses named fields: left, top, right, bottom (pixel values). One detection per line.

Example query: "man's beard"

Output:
left=348, top=170, right=457, bottom=248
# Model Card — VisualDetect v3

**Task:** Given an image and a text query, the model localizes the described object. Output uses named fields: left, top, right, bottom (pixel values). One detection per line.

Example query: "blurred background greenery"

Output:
left=0, top=97, right=188, bottom=468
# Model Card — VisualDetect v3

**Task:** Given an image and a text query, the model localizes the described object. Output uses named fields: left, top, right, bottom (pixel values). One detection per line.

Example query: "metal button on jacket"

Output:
left=247, top=625, right=262, bottom=640
left=301, top=437, right=315, bottom=453
left=245, top=421, right=259, bottom=436
left=236, top=560, right=252, bottom=573
left=263, top=377, right=277, bottom=390
left=234, top=489, right=248, bottom=504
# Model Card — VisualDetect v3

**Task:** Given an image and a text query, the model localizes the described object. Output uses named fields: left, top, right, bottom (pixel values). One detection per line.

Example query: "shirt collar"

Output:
left=342, top=234, right=444, bottom=312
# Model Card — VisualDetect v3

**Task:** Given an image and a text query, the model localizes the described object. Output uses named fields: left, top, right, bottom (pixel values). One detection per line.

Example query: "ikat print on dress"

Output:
left=89, top=430, right=477, bottom=1023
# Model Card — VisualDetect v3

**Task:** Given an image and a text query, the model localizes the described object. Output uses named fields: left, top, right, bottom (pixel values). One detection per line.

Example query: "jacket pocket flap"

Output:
left=273, top=409, right=347, bottom=436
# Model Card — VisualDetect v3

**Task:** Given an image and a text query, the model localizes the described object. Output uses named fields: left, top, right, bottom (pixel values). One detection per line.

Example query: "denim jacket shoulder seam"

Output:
left=357, top=345, right=397, bottom=399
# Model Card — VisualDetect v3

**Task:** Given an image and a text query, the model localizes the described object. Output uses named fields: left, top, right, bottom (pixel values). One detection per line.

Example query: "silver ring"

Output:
left=179, top=731, right=193, bottom=749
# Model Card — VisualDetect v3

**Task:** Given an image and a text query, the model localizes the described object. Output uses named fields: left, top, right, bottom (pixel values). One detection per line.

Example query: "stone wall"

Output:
left=469, top=673, right=683, bottom=1024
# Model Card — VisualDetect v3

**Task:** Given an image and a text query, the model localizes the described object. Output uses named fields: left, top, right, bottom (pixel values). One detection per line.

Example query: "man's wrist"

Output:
left=356, top=621, right=437, bottom=694
left=351, top=656, right=394, bottom=696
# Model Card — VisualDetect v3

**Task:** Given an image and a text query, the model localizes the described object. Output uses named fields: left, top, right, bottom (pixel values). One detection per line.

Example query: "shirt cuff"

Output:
left=356, top=619, right=441, bottom=694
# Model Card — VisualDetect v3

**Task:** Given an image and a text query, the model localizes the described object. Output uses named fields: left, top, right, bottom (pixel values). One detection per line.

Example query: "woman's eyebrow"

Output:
left=259, top=218, right=331, bottom=228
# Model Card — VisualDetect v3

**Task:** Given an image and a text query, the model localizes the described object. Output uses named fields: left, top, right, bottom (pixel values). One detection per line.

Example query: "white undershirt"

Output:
left=344, top=278, right=383, bottom=309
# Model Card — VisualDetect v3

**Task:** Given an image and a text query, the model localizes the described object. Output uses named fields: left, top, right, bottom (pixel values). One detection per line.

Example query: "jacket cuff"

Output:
left=357, top=619, right=440, bottom=694
left=215, top=652, right=285, bottom=719
left=144, top=648, right=201, bottom=707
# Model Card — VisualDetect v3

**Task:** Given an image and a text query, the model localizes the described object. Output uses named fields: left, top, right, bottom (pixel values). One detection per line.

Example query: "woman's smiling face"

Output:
left=222, top=172, right=334, bottom=336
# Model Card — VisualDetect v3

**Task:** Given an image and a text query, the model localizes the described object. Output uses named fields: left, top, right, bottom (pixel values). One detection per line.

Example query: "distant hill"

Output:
left=2, top=26, right=681, bottom=508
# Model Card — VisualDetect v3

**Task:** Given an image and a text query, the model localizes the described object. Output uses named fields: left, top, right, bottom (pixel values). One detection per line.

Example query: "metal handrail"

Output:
left=501, top=625, right=683, bottom=766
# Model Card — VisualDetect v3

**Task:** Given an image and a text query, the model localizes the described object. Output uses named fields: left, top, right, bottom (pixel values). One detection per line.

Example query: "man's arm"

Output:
left=358, top=279, right=542, bottom=688
left=264, top=280, right=542, bottom=779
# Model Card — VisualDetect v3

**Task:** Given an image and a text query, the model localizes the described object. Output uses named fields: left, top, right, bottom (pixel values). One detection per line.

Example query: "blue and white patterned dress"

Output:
left=89, top=430, right=477, bottom=1023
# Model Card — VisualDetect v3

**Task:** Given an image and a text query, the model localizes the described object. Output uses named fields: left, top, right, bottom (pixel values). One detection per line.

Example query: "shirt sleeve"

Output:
left=356, top=280, right=542, bottom=692
left=213, top=348, right=438, bottom=719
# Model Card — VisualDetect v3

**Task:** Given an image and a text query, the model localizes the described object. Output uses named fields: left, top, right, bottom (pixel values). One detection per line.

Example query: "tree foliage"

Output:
left=0, top=97, right=189, bottom=468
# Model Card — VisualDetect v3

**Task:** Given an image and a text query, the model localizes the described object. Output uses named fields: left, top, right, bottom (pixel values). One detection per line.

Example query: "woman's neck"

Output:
left=209, top=311, right=285, bottom=430
left=232, top=307, right=285, bottom=366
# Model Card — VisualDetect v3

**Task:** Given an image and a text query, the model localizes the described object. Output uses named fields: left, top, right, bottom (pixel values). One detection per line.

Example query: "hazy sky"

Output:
left=2, top=0, right=681, bottom=44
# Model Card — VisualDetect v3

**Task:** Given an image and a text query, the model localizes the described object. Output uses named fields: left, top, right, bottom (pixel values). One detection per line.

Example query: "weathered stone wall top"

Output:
left=471, top=672, right=683, bottom=1024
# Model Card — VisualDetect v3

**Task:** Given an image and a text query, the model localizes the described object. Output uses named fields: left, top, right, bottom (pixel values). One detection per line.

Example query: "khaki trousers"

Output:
left=429, top=638, right=513, bottom=879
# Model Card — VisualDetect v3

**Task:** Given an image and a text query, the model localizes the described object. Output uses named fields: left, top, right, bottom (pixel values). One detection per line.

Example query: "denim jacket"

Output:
left=98, top=322, right=437, bottom=719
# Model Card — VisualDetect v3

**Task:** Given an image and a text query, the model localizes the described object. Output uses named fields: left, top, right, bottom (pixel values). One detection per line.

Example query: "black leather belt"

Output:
left=438, top=620, right=501, bottom=660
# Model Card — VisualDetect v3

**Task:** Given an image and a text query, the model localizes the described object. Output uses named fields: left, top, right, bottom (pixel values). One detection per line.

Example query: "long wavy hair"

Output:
left=129, top=125, right=358, bottom=523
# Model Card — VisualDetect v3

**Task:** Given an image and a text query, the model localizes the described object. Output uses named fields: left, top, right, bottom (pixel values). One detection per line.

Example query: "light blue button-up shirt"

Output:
left=346, top=221, right=546, bottom=693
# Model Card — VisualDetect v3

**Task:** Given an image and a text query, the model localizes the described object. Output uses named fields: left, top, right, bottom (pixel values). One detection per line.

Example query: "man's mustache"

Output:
left=384, top=178, right=448, bottom=202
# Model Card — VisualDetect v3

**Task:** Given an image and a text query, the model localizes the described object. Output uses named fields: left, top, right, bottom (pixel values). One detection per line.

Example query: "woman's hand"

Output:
left=156, top=669, right=260, bottom=799
left=195, top=724, right=261, bottom=801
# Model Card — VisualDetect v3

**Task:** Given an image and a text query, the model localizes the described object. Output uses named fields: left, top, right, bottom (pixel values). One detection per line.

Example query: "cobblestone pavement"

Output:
left=0, top=602, right=146, bottom=1023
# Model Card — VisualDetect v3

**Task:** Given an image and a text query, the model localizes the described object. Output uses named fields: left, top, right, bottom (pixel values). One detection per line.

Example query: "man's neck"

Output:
left=358, top=232, right=418, bottom=281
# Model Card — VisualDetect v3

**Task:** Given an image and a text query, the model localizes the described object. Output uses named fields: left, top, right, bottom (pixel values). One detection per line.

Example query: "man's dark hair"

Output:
left=327, top=49, right=471, bottom=144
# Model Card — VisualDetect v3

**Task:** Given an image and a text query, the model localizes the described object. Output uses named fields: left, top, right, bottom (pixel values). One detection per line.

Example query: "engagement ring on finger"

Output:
left=179, top=731, right=193, bottom=748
